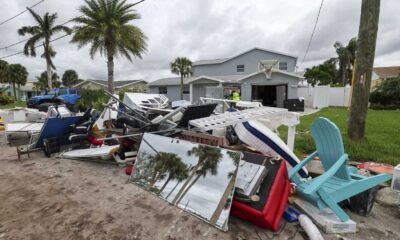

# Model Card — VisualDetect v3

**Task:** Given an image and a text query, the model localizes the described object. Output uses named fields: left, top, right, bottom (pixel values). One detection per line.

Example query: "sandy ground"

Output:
left=0, top=139, right=399, bottom=239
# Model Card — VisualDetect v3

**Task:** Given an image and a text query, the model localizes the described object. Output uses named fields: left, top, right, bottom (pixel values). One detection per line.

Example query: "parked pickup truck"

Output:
left=27, top=87, right=80, bottom=110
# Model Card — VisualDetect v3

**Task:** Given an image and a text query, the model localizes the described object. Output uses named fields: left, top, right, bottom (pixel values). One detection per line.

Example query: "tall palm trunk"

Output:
left=166, top=180, right=181, bottom=200
left=175, top=173, right=201, bottom=205
left=107, top=48, right=115, bottom=94
left=44, top=42, right=52, bottom=89
left=209, top=175, right=236, bottom=225
left=341, top=64, right=347, bottom=85
left=17, top=84, right=21, bottom=101
left=12, top=81, right=17, bottom=100
left=171, top=165, right=199, bottom=205
left=180, top=75, right=183, bottom=100
left=158, top=176, right=172, bottom=196
left=148, top=171, right=160, bottom=190
left=46, top=62, right=52, bottom=89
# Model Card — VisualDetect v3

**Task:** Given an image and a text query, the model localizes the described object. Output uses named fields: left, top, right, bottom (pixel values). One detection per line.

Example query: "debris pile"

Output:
left=4, top=92, right=397, bottom=236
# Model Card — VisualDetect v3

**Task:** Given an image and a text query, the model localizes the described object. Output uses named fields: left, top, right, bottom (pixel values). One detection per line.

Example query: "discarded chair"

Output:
left=289, top=117, right=391, bottom=222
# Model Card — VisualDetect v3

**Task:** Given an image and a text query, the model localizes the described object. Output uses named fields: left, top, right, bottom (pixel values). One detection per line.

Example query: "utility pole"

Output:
left=348, top=0, right=380, bottom=140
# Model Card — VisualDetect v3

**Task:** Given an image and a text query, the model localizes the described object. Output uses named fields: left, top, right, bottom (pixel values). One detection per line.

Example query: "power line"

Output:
left=0, top=0, right=146, bottom=51
left=0, top=0, right=146, bottom=60
left=300, top=0, right=324, bottom=67
left=0, top=38, right=29, bottom=50
left=0, top=0, right=45, bottom=26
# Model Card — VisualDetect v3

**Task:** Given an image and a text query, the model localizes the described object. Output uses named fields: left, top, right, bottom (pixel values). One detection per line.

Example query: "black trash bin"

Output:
left=348, top=185, right=380, bottom=216
left=284, top=99, right=304, bottom=112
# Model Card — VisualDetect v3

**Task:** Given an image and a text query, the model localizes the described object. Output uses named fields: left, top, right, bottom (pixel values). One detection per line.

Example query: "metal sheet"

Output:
left=61, top=145, right=120, bottom=160
left=5, top=123, right=44, bottom=132
left=188, top=106, right=287, bottom=131
left=129, top=133, right=240, bottom=231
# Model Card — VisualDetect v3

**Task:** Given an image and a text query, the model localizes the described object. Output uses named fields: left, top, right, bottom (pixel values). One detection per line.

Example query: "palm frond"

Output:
left=71, top=0, right=147, bottom=62
left=23, top=34, right=43, bottom=56
left=26, top=8, right=44, bottom=26
left=18, top=26, right=42, bottom=36
left=51, top=25, right=72, bottom=35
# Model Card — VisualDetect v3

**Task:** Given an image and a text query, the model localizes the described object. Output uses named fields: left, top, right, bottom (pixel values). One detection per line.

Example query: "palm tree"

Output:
left=18, top=8, right=71, bottom=89
left=171, top=57, right=193, bottom=100
left=0, top=60, right=9, bottom=83
left=209, top=151, right=240, bottom=225
left=334, top=37, right=357, bottom=85
left=8, top=64, right=28, bottom=101
left=34, top=71, right=60, bottom=91
left=171, top=146, right=222, bottom=205
left=62, top=69, right=79, bottom=86
left=156, top=153, right=189, bottom=197
left=71, top=0, right=147, bottom=94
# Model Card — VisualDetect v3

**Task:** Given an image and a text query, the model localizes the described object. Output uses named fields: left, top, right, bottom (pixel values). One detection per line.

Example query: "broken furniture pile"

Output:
left=5, top=92, right=397, bottom=236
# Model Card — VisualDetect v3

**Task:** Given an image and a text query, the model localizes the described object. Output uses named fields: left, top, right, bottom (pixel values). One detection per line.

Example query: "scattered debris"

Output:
left=0, top=92, right=395, bottom=238
left=295, top=198, right=357, bottom=234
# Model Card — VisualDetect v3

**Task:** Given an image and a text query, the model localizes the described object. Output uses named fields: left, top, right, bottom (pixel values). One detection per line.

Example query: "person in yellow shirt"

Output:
left=232, top=90, right=240, bottom=101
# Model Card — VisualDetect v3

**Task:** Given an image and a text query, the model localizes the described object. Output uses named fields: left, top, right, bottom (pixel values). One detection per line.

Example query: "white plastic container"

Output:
left=391, top=164, right=400, bottom=192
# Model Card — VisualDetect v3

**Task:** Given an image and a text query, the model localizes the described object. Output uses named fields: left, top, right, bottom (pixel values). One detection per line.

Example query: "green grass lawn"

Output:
left=0, top=101, right=27, bottom=109
left=277, top=107, right=400, bottom=165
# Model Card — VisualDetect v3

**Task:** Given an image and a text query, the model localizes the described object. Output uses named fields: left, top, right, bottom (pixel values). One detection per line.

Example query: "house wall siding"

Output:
left=191, top=82, right=220, bottom=104
left=149, top=85, right=190, bottom=102
left=240, top=72, right=299, bottom=102
left=193, top=49, right=297, bottom=76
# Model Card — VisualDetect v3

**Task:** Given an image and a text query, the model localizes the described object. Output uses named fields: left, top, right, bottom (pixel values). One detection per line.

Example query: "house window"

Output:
left=279, top=62, right=288, bottom=70
left=183, top=86, right=190, bottom=94
left=237, top=64, right=245, bottom=72
left=158, top=87, right=167, bottom=94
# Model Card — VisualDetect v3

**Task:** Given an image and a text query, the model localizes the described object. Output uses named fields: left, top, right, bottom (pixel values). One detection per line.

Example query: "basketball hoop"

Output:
left=264, top=66, right=272, bottom=79
left=258, top=60, right=277, bottom=79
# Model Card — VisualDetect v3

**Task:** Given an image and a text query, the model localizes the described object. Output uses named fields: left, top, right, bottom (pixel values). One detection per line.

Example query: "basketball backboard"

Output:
left=258, top=60, right=279, bottom=79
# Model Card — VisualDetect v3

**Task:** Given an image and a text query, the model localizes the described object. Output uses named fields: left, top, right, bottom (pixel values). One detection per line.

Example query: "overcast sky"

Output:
left=1, top=0, right=399, bottom=81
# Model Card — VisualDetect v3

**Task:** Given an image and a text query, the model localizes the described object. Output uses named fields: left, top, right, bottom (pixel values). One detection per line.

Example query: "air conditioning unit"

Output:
left=391, top=164, right=400, bottom=192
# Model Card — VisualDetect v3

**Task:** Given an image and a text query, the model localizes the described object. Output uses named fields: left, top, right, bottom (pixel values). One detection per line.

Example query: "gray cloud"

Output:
left=0, top=0, right=399, bottom=81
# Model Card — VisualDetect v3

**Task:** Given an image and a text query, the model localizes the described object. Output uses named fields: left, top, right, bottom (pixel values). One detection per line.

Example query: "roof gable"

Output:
left=75, top=79, right=146, bottom=89
left=238, top=70, right=303, bottom=82
left=193, top=47, right=297, bottom=66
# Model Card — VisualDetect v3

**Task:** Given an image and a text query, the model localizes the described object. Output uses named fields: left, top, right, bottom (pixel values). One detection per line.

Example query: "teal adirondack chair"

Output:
left=289, top=117, right=391, bottom=222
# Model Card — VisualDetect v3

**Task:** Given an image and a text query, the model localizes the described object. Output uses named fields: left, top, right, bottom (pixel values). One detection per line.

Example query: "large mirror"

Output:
left=129, top=133, right=241, bottom=231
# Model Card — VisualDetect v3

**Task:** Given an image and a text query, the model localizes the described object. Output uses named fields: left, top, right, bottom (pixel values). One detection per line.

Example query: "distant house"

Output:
left=149, top=47, right=303, bottom=107
left=372, top=66, right=400, bottom=89
left=0, top=80, right=40, bottom=101
left=75, top=79, right=147, bottom=93
left=148, top=77, right=190, bottom=102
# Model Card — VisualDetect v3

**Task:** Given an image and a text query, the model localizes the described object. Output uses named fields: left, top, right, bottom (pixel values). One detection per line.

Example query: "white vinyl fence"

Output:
left=298, top=85, right=351, bottom=108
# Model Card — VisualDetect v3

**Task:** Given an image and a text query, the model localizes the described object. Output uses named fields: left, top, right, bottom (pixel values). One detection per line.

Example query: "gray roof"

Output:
left=193, top=58, right=228, bottom=65
left=193, top=47, right=298, bottom=66
left=75, top=79, right=146, bottom=89
left=148, top=77, right=182, bottom=86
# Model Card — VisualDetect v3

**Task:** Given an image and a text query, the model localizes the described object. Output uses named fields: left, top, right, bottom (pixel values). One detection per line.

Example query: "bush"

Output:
left=370, top=77, right=400, bottom=109
left=118, top=89, right=128, bottom=100
left=369, top=103, right=399, bottom=110
left=76, top=89, right=109, bottom=112
left=0, top=94, right=15, bottom=105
